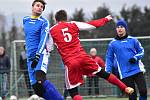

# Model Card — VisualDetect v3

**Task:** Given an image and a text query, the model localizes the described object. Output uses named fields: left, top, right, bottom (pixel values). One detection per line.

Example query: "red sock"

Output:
left=107, top=73, right=127, bottom=91
left=73, top=95, right=82, bottom=100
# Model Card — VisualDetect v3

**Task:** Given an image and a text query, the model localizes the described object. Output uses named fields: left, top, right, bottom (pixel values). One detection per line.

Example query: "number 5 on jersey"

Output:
left=62, top=28, right=72, bottom=42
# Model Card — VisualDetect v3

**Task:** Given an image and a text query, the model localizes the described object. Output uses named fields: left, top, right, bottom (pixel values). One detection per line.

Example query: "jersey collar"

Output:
left=31, top=15, right=40, bottom=19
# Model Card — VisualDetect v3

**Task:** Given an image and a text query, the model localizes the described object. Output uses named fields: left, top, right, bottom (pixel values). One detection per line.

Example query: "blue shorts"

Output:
left=27, top=51, right=49, bottom=85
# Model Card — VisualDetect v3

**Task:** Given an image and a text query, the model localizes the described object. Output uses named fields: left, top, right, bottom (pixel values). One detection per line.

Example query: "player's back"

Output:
left=50, top=22, right=85, bottom=62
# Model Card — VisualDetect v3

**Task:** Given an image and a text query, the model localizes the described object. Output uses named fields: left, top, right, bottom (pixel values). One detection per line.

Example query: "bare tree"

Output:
left=9, top=17, right=18, bottom=42
left=71, top=8, right=85, bottom=22
left=91, top=4, right=115, bottom=38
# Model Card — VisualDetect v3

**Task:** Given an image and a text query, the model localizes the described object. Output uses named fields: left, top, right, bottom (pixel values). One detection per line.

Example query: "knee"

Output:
left=35, top=70, right=46, bottom=82
left=32, top=70, right=46, bottom=97
left=95, top=68, right=110, bottom=79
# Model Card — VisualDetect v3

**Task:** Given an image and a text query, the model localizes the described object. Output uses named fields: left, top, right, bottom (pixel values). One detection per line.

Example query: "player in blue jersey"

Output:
left=23, top=0, right=63, bottom=99
left=105, top=20, right=147, bottom=100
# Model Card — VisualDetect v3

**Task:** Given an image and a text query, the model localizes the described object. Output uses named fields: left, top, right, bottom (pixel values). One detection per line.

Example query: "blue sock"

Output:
left=139, top=96, right=147, bottom=100
left=43, top=80, right=64, bottom=100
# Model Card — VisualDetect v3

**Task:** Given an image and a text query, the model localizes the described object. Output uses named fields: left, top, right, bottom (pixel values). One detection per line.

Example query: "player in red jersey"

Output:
left=50, top=10, right=134, bottom=100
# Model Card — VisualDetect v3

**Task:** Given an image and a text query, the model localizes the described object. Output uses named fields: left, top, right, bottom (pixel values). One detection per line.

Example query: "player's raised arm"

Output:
left=73, top=15, right=112, bottom=30
left=86, top=15, right=112, bottom=28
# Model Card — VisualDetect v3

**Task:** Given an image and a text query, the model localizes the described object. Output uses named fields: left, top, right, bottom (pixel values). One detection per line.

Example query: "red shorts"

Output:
left=64, top=54, right=101, bottom=89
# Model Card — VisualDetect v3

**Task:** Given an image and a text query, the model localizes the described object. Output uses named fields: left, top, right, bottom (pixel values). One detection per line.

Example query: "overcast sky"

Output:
left=0, top=0, right=150, bottom=28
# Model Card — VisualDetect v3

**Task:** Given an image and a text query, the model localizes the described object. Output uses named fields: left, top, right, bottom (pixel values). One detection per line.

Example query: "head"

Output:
left=90, top=48, right=97, bottom=57
left=116, top=19, right=128, bottom=37
left=32, top=0, right=46, bottom=16
left=0, top=46, right=5, bottom=56
left=10, top=95, right=17, bottom=100
left=55, top=10, right=67, bottom=22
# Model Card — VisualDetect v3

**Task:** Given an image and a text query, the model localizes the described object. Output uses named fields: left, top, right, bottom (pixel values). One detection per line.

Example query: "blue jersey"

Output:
left=23, top=16, right=63, bottom=100
left=23, top=16, right=53, bottom=59
left=105, top=36, right=145, bottom=79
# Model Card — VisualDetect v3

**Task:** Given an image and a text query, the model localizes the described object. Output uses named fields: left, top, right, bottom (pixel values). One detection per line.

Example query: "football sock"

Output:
left=43, top=80, right=64, bottom=100
left=96, top=69, right=127, bottom=91
left=107, top=73, right=127, bottom=91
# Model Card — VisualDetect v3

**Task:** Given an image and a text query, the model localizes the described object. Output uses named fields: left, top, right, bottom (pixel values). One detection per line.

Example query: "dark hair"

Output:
left=32, top=0, right=46, bottom=11
left=55, top=10, right=67, bottom=22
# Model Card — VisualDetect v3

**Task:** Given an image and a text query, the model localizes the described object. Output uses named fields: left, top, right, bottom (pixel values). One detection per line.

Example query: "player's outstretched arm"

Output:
left=73, top=15, right=113, bottom=31
left=86, top=15, right=113, bottom=28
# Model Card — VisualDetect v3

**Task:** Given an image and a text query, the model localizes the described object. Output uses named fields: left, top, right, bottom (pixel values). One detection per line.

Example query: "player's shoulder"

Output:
left=23, top=16, right=30, bottom=21
left=50, top=21, right=77, bottom=31
left=69, top=21, right=76, bottom=24
left=50, top=21, right=69, bottom=30
left=69, top=21, right=79, bottom=26
left=23, top=16, right=30, bottom=19
left=127, top=35, right=137, bottom=40
left=67, top=21, right=79, bottom=29
left=39, top=16, right=50, bottom=27
left=23, top=16, right=30, bottom=24
left=108, top=38, right=119, bottom=47
left=127, top=35, right=140, bottom=44
left=110, top=38, right=117, bottom=44
left=38, top=16, right=48, bottom=22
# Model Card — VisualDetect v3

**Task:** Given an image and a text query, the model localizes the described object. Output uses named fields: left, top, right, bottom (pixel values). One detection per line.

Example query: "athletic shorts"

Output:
left=27, top=50, right=49, bottom=85
left=64, top=54, right=101, bottom=89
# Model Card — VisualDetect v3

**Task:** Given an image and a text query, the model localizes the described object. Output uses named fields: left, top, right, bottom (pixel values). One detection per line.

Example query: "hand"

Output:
left=31, top=54, right=40, bottom=68
left=125, top=87, right=134, bottom=95
left=105, top=15, right=113, bottom=21
left=129, top=57, right=137, bottom=64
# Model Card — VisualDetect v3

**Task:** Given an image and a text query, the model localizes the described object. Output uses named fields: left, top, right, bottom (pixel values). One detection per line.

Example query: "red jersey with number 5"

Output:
left=50, top=18, right=109, bottom=63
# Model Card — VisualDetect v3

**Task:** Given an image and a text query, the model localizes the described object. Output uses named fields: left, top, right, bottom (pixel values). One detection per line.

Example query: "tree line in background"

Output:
left=0, top=4, right=150, bottom=53
left=48, top=4, right=150, bottom=39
